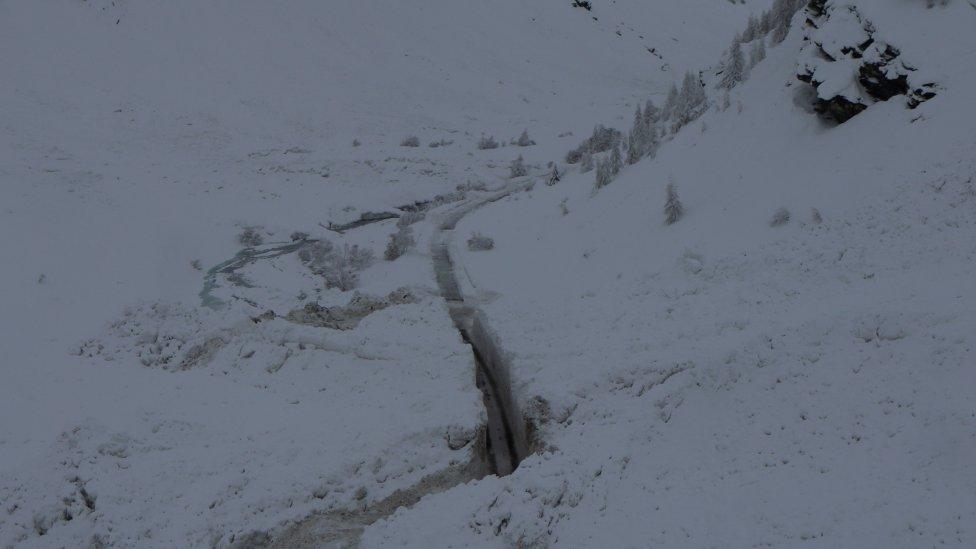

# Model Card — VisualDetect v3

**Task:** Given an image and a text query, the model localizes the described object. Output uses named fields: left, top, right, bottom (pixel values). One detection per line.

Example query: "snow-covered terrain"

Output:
left=2, top=0, right=974, bottom=547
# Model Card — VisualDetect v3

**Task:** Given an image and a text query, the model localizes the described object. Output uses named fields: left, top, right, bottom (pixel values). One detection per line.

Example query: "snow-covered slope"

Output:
left=0, top=1, right=777, bottom=547
left=361, top=1, right=976, bottom=546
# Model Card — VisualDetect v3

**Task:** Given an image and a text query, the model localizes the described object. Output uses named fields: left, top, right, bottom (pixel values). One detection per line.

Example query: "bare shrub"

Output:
left=323, top=244, right=374, bottom=291
left=400, top=136, right=420, bottom=147
left=384, top=227, right=416, bottom=261
left=429, top=139, right=454, bottom=148
left=477, top=135, right=499, bottom=150
left=467, top=233, right=495, bottom=251
left=810, top=207, right=823, bottom=224
left=770, top=207, right=791, bottom=227
left=515, top=129, right=536, bottom=147
left=297, top=239, right=335, bottom=270
left=396, top=211, right=425, bottom=228
left=509, top=155, right=528, bottom=178
left=352, top=139, right=361, bottom=147
left=456, top=180, right=488, bottom=192
left=237, top=226, right=264, bottom=247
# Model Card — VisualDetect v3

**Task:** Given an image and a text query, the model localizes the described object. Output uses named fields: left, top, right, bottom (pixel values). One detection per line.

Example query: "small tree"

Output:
left=749, top=39, right=767, bottom=68
left=609, top=144, right=622, bottom=176
left=720, top=41, right=746, bottom=90
left=662, top=83, right=679, bottom=121
left=595, top=157, right=612, bottom=189
left=477, top=135, right=499, bottom=150
left=628, top=104, right=648, bottom=164
left=643, top=99, right=660, bottom=126
left=509, top=155, right=528, bottom=178
left=547, top=165, right=561, bottom=186
left=675, top=72, right=707, bottom=128
left=664, top=182, right=684, bottom=225
left=742, top=14, right=759, bottom=42
left=467, top=232, right=495, bottom=251
left=580, top=152, right=594, bottom=173
left=384, top=227, right=415, bottom=261
left=770, top=207, right=791, bottom=226
left=515, top=129, right=536, bottom=147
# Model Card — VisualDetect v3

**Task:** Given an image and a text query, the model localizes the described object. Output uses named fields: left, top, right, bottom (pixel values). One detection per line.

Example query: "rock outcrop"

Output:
left=796, top=1, right=937, bottom=123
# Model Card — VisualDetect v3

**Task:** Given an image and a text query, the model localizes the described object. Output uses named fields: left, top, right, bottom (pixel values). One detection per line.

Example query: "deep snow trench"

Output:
left=432, top=186, right=534, bottom=476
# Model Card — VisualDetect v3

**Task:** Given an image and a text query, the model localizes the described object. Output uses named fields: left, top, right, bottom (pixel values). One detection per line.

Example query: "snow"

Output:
left=3, top=0, right=974, bottom=547
left=363, top=2, right=976, bottom=546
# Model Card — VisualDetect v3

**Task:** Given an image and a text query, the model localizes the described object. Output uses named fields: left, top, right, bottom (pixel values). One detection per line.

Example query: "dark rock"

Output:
left=813, top=95, right=868, bottom=124
left=858, top=62, right=909, bottom=101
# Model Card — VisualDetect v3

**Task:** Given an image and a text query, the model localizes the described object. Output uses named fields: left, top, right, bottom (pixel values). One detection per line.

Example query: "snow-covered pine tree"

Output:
left=595, top=157, right=612, bottom=188
left=675, top=72, right=707, bottom=128
left=664, top=182, right=684, bottom=225
left=643, top=99, right=660, bottom=126
left=580, top=152, right=594, bottom=173
left=770, top=0, right=797, bottom=44
left=662, top=83, right=679, bottom=121
left=750, top=39, right=766, bottom=67
left=627, top=104, right=647, bottom=164
left=609, top=144, right=622, bottom=176
left=720, top=41, right=746, bottom=90
left=742, top=14, right=759, bottom=42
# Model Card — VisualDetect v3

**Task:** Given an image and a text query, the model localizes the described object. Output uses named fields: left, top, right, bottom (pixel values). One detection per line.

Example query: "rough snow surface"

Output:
left=3, top=0, right=974, bottom=547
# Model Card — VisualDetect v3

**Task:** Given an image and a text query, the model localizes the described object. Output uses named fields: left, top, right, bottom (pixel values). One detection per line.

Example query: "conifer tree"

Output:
left=580, top=152, right=594, bottom=173
left=664, top=182, right=684, bottom=225
left=720, top=41, right=746, bottom=90
left=609, top=144, right=622, bottom=176
left=675, top=72, right=707, bottom=127
left=750, top=39, right=767, bottom=67
left=509, top=155, right=527, bottom=178
left=595, top=157, right=612, bottom=188
left=663, top=83, right=679, bottom=121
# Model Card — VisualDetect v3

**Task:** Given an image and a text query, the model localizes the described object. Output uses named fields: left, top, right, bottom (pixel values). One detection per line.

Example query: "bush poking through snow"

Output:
left=352, top=139, right=361, bottom=147
left=510, top=155, right=528, bottom=178
left=237, top=226, right=264, bottom=247
left=396, top=211, right=425, bottom=228
left=384, top=227, right=416, bottom=261
left=477, top=135, right=499, bottom=150
left=400, top=135, right=420, bottom=147
left=324, top=244, right=374, bottom=291
left=664, top=182, right=684, bottom=225
left=515, top=130, right=536, bottom=147
left=770, top=207, right=791, bottom=227
left=810, top=207, right=823, bottom=224
left=298, top=240, right=374, bottom=291
left=467, top=233, right=495, bottom=251
left=297, top=239, right=334, bottom=266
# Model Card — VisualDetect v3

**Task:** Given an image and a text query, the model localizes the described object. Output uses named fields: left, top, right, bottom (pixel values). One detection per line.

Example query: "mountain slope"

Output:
left=362, top=1, right=976, bottom=546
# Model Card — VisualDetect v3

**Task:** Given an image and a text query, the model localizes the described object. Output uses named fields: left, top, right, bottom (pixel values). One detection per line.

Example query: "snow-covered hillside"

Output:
left=364, top=0, right=976, bottom=546
left=2, top=0, right=973, bottom=547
